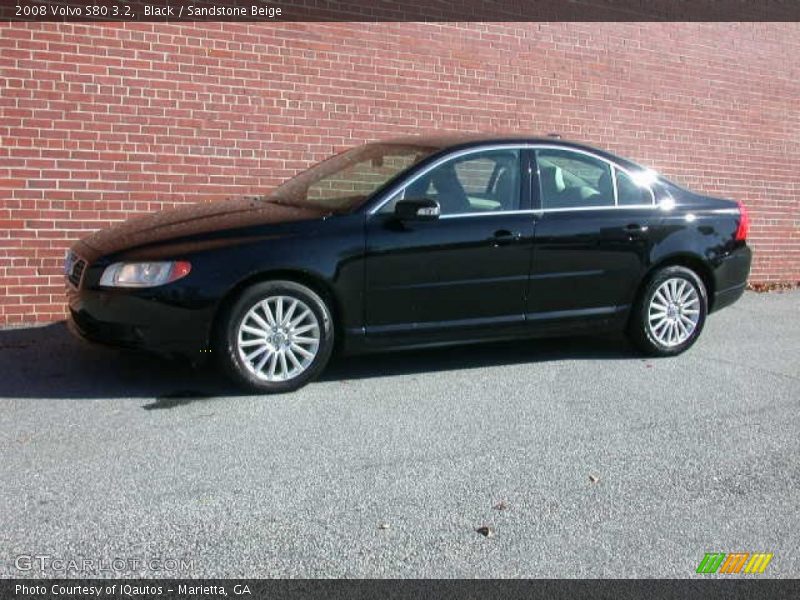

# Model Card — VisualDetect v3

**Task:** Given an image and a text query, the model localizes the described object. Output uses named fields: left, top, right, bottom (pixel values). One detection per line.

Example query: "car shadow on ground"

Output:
left=0, top=321, right=639, bottom=407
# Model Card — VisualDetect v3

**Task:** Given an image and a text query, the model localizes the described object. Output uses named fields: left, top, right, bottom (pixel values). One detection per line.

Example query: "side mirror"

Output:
left=394, top=198, right=440, bottom=221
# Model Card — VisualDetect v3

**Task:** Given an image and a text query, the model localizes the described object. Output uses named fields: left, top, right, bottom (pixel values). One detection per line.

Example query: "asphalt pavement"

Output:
left=0, top=290, right=798, bottom=578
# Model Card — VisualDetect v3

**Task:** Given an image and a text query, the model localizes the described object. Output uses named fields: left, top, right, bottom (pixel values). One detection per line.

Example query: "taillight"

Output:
left=735, top=201, right=749, bottom=241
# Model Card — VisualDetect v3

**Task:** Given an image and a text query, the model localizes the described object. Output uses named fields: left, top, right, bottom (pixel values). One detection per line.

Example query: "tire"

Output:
left=627, top=265, right=708, bottom=357
left=215, top=280, right=334, bottom=393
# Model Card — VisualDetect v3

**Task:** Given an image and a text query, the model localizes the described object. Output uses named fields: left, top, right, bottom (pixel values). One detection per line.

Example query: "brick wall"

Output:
left=1, top=22, right=798, bottom=325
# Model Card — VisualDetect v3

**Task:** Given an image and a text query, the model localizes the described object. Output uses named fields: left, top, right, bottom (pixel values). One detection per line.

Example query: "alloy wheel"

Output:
left=236, top=295, right=321, bottom=382
left=647, top=277, right=701, bottom=347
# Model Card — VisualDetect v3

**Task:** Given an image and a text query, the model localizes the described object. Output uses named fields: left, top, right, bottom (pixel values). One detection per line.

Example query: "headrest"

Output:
left=540, top=165, right=565, bottom=193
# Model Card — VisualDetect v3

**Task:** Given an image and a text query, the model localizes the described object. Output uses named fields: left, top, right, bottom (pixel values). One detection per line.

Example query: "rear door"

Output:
left=527, top=147, right=660, bottom=324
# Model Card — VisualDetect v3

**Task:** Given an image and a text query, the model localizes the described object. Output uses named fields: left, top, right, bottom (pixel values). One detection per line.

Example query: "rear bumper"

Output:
left=712, top=282, right=747, bottom=313
left=711, top=244, right=752, bottom=313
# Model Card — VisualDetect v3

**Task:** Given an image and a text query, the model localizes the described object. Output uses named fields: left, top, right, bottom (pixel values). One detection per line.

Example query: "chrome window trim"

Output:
left=540, top=204, right=658, bottom=213
left=439, top=209, right=536, bottom=220
left=436, top=204, right=661, bottom=219
left=611, top=165, right=620, bottom=206
left=367, top=142, right=657, bottom=217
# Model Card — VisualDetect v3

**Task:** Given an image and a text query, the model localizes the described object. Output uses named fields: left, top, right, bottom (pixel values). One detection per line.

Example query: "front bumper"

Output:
left=67, top=286, right=214, bottom=358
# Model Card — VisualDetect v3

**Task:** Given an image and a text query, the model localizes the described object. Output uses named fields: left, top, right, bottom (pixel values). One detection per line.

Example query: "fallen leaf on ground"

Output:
left=747, top=282, right=798, bottom=293
left=476, top=525, right=494, bottom=537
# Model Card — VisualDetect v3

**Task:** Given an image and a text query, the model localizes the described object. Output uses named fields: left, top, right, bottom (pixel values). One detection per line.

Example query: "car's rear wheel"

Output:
left=216, top=280, right=334, bottom=393
left=628, top=265, right=708, bottom=356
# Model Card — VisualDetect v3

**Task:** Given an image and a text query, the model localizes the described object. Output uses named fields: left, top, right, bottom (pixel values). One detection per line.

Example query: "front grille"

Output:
left=68, top=258, right=86, bottom=288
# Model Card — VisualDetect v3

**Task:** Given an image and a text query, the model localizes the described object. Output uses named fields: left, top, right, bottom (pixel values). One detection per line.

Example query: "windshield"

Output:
left=269, top=143, right=439, bottom=212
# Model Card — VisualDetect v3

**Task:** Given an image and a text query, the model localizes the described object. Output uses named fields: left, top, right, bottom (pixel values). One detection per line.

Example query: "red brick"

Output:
left=0, top=21, right=798, bottom=325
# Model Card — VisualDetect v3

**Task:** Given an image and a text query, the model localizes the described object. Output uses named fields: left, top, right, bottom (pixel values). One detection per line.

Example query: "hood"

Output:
left=77, top=197, right=329, bottom=259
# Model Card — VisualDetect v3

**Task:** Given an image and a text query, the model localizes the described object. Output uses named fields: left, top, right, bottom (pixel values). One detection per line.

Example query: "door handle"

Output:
left=624, top=223, right=649, bottom=240
left=491, top=229, right=522, bottom=246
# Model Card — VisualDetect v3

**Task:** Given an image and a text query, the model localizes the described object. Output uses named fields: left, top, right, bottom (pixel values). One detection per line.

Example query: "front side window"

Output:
left=382, top=149, right=521, bottom=215
left=271, top=143, right=438, bottom=213
left=536, top=149, right=614, bottom=209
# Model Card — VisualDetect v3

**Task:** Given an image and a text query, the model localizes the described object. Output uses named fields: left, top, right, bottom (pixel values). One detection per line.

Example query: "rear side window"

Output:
left=536, top=149, right=614, bottom=209
left=616, top=169, right=654, bottom=206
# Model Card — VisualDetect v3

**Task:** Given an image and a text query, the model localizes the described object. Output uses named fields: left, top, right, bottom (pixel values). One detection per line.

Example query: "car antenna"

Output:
left=546, top=132, right=562, bottom=139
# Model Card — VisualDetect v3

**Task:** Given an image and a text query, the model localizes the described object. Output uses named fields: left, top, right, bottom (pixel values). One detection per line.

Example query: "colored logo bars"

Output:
left=696, top=553, right=773, bottom=574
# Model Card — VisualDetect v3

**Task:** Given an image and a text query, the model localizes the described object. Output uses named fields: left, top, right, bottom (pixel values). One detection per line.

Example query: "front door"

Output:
left=365, top=147, right=533, bottom=344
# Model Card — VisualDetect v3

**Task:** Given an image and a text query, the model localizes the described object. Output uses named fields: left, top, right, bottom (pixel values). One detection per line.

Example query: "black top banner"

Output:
left=4, top=579, right=800, bottom=600
left=2, top=0, right=800, bottom=22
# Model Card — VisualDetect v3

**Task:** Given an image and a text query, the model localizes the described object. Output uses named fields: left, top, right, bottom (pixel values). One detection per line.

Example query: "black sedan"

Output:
left=66, top=135, right=752, bottom=392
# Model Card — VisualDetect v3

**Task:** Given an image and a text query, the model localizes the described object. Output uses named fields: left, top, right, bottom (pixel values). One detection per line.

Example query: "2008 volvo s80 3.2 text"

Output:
left=66, top=135, right=752, bottom=393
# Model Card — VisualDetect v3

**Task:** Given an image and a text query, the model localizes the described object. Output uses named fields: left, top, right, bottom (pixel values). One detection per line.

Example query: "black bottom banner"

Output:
left=3, top=579, right=800, bottom=600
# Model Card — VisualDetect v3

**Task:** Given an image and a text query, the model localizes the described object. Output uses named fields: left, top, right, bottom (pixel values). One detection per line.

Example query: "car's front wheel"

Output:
left=628, top=265, right=708, bottom=356
left=216, top=280, right=334, bottom=393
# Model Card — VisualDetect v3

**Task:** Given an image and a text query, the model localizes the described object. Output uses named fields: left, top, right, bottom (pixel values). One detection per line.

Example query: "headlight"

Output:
left=99, top=261, right=191, bottom=288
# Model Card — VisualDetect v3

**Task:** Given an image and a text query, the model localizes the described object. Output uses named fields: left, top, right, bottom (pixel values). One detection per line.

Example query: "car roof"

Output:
left=384, top=132, right=558, bottom=147
left=380, top=133, right=643, bottom=171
